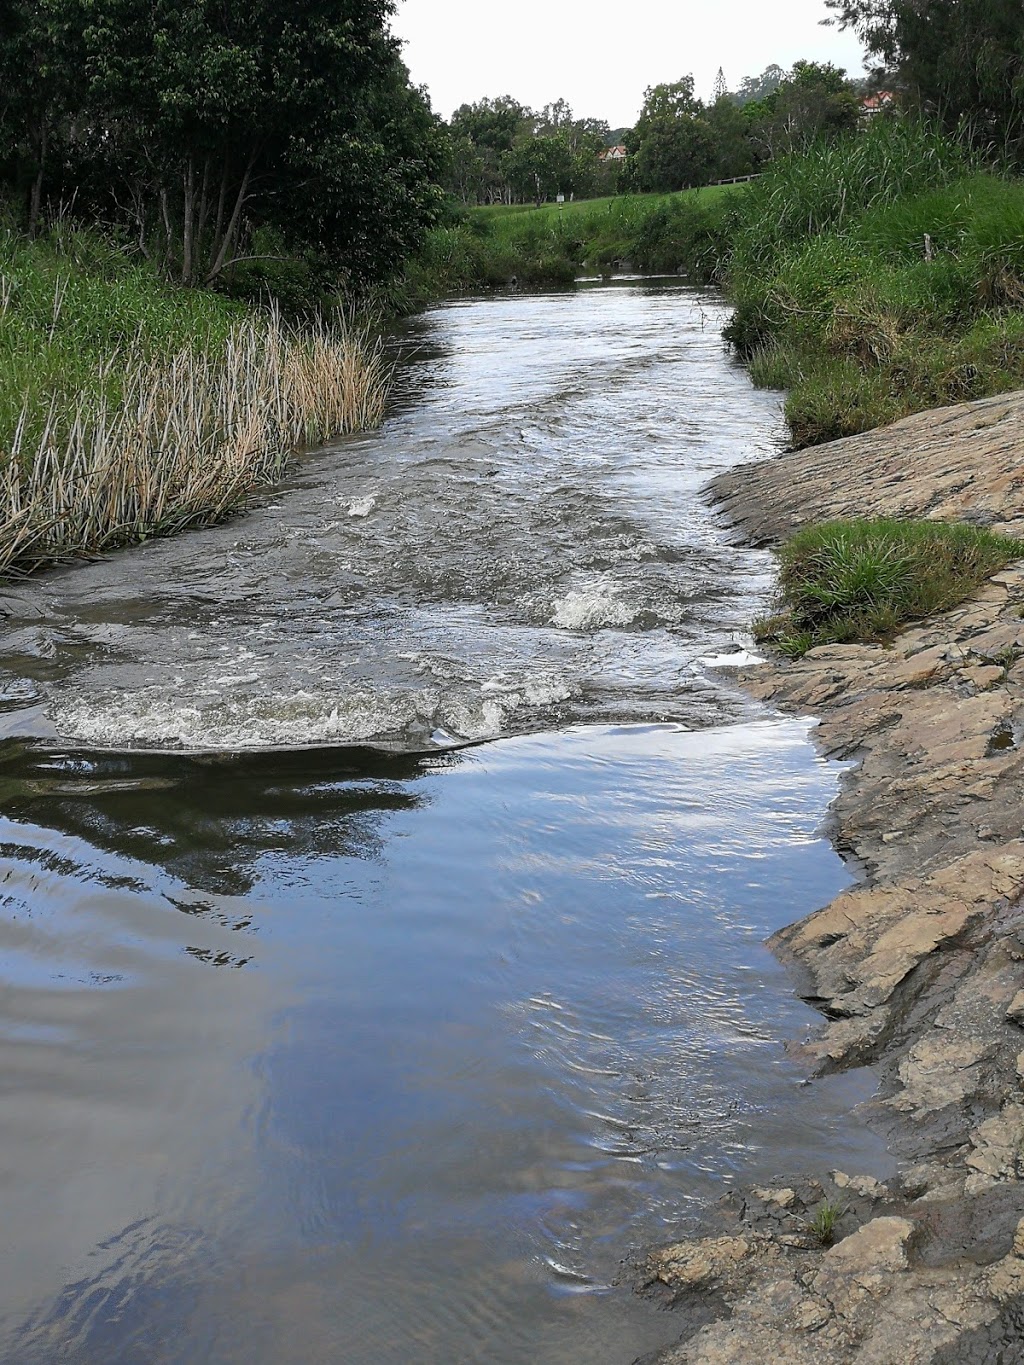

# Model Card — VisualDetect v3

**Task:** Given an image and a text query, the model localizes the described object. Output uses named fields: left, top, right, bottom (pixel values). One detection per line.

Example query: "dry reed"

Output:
left=0, top=312, right=390, bottom=576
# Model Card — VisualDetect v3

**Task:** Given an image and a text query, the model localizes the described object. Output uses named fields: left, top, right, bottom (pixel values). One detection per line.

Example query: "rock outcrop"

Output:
left=707, top=390, right=1024, bottom=544
left=637, top=391, right=1024, bottom=1364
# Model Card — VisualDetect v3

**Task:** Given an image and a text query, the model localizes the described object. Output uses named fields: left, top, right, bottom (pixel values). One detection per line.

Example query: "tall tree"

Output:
left=0, top=0, right=86, bottom=234
left=825, top=0, right=1024, bottom=157
left=500, top=133, right=573, bottom=205
left=733, top=64, right=787, bottom=107
left=745, top=61, right=859, bottom=158
left=706, top=96, right=754, bottom=178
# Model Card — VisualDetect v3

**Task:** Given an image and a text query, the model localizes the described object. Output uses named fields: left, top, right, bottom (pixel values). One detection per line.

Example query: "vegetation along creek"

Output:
left=0, top=283, right=891, bottom=1361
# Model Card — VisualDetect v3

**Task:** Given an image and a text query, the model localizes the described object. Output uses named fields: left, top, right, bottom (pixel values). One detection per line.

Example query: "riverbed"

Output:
left=0, top=283, right=887, bottom=1363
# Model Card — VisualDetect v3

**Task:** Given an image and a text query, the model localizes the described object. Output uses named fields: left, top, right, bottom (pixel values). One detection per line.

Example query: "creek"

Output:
left=0, top=282, right=887, bottom=1363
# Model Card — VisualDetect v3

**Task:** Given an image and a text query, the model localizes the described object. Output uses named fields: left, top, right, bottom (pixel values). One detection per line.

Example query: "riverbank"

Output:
left=387, top=186, right=740, bottom=309
left=0, top=225, right=389, bottom=576
left=636, top=389, right=1024, bottom=1362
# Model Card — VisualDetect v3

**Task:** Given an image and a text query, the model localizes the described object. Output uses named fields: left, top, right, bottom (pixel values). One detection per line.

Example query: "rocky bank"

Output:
left=635, top=391, right=1024, bottom=1362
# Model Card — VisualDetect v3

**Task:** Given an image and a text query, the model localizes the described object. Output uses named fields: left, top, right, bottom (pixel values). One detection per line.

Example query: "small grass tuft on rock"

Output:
left=808, top=1199, right=845, bottom=1246
left=755, top=517, right=1020, bottom=658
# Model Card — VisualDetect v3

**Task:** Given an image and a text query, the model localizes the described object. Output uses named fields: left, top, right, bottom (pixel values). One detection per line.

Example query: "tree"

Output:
left=733, top=64, right=787, bottom=107
left=712, top=67, right=728, bottom=103
left=448, top=95, right=533, bottom=202
left=706, top=96, right=754, bottom=179
left=746, top=60, right=860, bottom=157
left=637, top=76, right=702, bottom=122
left=22, top=0, right=446, bottom=288
left=536, top=101, right=610, bottom=153
left=501, top=134, right=574, bottom=205
left=825, top=0, right=1024, bottom=157
left=622, top=75, right=718, bottom=192
left=444, top=131, right=486, bottom=203
left=0, top=0, right=86, bottom=234
left=628, top=116, right=717, bottom=192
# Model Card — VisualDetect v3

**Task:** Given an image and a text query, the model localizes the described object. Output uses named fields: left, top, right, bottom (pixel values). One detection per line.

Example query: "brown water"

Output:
left=0, top=283, right=888, bottom=1363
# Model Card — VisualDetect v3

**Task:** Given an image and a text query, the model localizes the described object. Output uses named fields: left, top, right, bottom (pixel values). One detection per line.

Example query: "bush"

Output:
left=755, top=518, right=1020, bottom=656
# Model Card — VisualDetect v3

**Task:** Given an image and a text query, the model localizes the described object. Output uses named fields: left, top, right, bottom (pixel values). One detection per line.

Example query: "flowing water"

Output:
left=0, top=282, right=887, bottom=1363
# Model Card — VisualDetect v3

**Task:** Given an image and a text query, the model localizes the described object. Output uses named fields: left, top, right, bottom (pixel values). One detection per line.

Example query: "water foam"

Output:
left=346, top=495, right=377, bottom=518
left=550, top=582, right=638, bottom=631
left=49, top=668, right=576, bottom=751
left=697, top=648, right=765, bottom=669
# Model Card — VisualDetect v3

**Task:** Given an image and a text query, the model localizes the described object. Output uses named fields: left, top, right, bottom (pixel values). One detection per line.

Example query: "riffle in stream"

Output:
left=0, top=283, right=888, bottom=1363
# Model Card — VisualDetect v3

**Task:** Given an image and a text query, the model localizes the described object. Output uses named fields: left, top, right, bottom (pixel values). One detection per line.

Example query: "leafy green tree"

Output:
left=733, top=64, right=787, bottom=107
left=623, top=75, right=717, bottom=191
left=637, top=76, right=702, bottom=122
left=448, top=95, right=533, bottom=202
left=825, top=0, right=1024, bottom=157
left=2, top=0, right=446, bottom=289
left=706, top=95, right=754, bottom=178
left=444, top=131, right=486, bottom=203
left=450, top=95, right=532, bottom=155
left=0, top=0, right=86, bottom=234
left=500, top=134, right=574, bottom=205
left=747, top=61, right=859, bottom=157
left=535, top=99, right=610, bottom=152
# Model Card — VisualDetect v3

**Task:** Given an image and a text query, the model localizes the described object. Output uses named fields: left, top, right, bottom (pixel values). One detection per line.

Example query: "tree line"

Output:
left=1, top=0, right=1018, bottom=289
left=441, top=0, right=1024, bottom=207
left=440, top=61, right=866, bottom=205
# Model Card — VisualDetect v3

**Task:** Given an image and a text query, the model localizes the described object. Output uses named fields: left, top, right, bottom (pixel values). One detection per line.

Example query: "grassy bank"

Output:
left=402, top=120, right=1024, bottom=453
left=723, top=121, right=1024, bottom=446
left=755, top=518, right=1020, bottom=657
left=390, top=185, right=744, bottom=307
left=0, top=225, right=389, bottom=577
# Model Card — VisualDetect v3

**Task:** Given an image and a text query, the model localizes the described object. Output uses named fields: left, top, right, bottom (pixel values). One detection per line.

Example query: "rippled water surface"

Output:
left=0, top=284, right=886, bottom=1363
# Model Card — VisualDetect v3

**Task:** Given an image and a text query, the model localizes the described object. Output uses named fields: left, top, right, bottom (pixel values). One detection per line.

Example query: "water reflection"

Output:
left=0, top=741, right=434, bottom=897
left=0, top=721, right=888, bottom=1365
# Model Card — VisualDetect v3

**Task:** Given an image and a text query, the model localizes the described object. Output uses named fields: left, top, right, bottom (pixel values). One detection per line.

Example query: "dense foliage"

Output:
left=0, top=0, right=446, bottom=293
left=440, top=62, right=868, bottom=207
left=826, top=0, right=1024, bottom=159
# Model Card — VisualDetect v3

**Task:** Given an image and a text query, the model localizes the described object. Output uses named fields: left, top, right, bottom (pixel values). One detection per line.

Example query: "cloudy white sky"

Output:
left=391, top=0, right=868, bottom=128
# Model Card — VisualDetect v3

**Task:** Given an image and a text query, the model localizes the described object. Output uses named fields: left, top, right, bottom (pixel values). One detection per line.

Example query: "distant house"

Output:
left=598, top=145, right=628, bottom=162
left=861, top=91, right=895, bottom=118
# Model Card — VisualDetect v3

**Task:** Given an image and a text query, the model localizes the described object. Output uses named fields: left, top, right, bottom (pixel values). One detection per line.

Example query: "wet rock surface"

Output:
left=706, top=389, right=1024, bottom=544
left=635, top=392, right=1024, bottom=1363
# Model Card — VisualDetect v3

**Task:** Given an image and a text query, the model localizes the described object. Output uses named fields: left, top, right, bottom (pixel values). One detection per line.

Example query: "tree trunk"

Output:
left=195, top=158, right=212, bottom=246
left=27, top=123, right=48, bottom=238
left=181, top=159, right=195, bottom=284
left=205, top=153, right=257, bottom=283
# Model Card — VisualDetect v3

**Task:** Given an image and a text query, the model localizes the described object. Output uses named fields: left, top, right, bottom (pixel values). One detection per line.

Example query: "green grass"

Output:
left=722, top=119, right=1024, bottom=446
left=807, top=1200, right=846, bottom=1247
left=0, top=220, right=247, bottom=445
left=0, top=216, right=389, bottom=576
left=389, top=185, right=747, bottom=309
left=475, top=183, right=741, bottom=226
left=755, top=518, right=1020, bottom=657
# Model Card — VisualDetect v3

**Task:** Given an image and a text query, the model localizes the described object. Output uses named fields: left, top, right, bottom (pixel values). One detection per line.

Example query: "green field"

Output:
left=471, top=184, right=744, bottom=234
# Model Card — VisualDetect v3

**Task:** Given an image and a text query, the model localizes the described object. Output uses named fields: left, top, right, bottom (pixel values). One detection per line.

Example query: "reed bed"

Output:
left=0, top=311, right=390, bottom=576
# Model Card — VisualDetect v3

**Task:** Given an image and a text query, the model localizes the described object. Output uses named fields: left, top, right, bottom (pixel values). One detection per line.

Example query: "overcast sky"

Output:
left=391, top=0, right=868, bottom=129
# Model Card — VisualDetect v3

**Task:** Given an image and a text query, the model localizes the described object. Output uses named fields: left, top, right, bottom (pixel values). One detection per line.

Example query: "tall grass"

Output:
left=721, top=119, right=1024, bottom=445
left=729, top=119, right=975, bottom=275
left=0, top=226, right=390, bottom=576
